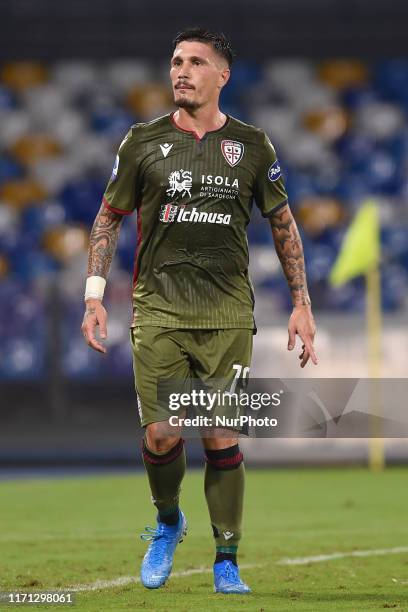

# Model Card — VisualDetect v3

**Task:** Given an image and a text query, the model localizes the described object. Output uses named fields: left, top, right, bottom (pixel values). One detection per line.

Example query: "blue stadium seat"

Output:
left=60, top=178, right=105, bottom=224
left=91, top=108, right=136, bottom=137
left=0, top=156, right=23, bottom=183
left=0, top=85, right=16, bottom=110
left=374, top=59, right=408, bottom=104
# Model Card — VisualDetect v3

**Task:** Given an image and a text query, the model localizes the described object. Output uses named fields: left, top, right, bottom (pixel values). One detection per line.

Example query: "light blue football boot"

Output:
left=140, top=510, right=187, bottom=589
left=213, top=560, right=251, bottom=594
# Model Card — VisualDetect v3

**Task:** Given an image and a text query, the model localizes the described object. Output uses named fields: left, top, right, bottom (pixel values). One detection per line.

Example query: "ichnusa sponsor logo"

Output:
left=159, top=203, right=179, bottom=222
left=159, top=204, right=231, bottom=225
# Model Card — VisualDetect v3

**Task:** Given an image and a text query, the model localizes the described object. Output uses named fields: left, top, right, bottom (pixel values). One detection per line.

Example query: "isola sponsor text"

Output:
left=201, top=174, right=239, bottom=188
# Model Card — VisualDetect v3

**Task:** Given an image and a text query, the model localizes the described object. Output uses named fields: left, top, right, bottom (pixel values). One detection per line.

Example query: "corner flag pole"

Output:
left=366, top=264, right=384, bottom=471
left=329, top=199, right=384, bottom=470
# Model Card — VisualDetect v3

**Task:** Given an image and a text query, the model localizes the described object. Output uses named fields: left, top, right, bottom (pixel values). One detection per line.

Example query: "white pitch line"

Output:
left=71, top=576, right=136, bottom=592
left=69, top=546, right=408, bottom=592
left=277, top=546, right=408, bottom=566
left=69, top=564, right=261, bottom=592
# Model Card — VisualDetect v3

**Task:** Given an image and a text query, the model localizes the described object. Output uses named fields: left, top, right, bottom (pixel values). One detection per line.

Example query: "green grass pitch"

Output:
left=1, top=467, right=408, bottom=610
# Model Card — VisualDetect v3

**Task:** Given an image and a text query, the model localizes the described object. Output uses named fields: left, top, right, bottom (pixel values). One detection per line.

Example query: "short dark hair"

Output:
left=172, top=27, right=235, bottom=67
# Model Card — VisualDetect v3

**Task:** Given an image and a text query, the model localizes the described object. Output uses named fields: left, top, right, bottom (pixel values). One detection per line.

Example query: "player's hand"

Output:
left=287, top=304, right=317, bottom=368
left=81, top=299, right=108, bottom=354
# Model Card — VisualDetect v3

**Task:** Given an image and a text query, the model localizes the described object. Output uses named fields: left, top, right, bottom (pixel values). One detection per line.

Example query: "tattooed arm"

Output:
left=81, top=203, right=124, bottom=354
left=87, top=203, right=124, bottom=278
left=269, top=204, right=318, bottom=368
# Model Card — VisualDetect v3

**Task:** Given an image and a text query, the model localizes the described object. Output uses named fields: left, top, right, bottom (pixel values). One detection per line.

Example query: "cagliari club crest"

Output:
left=221, top=140, right=244, bottom=167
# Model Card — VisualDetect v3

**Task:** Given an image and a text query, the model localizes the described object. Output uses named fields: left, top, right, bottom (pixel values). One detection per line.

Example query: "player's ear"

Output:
left=218, top=68, right=230, bottom=90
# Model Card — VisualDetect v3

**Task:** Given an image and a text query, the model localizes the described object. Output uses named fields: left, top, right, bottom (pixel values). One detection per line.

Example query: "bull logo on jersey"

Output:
left=166, top=169, right=192, bottom=198
left=159, top=203, right=179, bottom=223
left=221, top=140, right=244, bottom=167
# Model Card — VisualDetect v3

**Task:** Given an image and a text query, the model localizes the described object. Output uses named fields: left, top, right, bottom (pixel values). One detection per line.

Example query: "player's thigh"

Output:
left=191, top=328, right=253, bottom=384
left=187, top=328, right=253, bottom=438
left=130, top=326, right=191, bottom=428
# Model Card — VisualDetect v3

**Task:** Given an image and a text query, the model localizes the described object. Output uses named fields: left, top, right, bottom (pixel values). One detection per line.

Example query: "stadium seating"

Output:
left=0, top=59, right=407, bottom=379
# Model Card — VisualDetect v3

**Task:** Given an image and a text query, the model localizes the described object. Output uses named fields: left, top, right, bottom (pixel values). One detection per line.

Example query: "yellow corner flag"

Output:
left=330, top=199, right=384, bottom=471
left=330, top=200, right=380, bottom=287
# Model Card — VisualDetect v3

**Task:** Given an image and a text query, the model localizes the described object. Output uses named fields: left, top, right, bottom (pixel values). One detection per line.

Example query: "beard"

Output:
left=174, top=93, right=200, bottom=110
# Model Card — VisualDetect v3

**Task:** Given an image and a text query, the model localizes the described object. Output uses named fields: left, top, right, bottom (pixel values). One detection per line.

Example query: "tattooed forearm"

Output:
left=269, top=205, right=311, bottom=307
left=87, top=203, right=124, bottom=278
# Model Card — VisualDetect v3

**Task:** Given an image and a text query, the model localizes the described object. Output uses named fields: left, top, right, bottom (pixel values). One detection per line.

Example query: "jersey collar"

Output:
left=169, top=111, right=230, bottom=143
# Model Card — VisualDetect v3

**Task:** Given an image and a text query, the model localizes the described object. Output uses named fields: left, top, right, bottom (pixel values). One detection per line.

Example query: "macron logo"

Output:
left=223, top=531, right=234, bottom=541
left=160, top=143, right=173, bottom=158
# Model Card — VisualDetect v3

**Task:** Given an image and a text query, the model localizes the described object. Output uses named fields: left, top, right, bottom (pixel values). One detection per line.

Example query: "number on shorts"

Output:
left=229, top=363, right=250, bottom=394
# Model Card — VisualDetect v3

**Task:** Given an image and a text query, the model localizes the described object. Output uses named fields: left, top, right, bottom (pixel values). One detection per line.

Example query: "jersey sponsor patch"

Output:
left=268, top=159, right=282, bottom=182
left=110, top=155, right=119, bottom=181
left=221, top=139, right=244, bottom=167
left=166, top=169, right=192, bottom=198
left=159, top=204, right=231, bottom=225
left=159, top=203, right=179, bottom=223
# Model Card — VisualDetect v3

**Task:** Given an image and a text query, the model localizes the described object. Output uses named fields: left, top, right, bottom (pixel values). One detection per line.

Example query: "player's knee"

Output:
left=145, top=423, right=181, bottom=453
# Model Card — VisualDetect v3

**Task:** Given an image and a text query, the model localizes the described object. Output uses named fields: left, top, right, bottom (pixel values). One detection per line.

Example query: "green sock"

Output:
left=204, top=444, right=245, bottom=549
left=142, top=437, right=186, bottom=524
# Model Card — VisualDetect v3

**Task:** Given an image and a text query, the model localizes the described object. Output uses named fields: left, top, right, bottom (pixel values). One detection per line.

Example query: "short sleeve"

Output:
left=253, top=131, right=288, bottom=218
left=102, top=129, right=140, bottom=215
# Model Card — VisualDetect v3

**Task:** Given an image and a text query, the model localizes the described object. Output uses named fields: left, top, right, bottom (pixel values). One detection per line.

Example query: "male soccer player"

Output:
left=82, top=28, right=317, bottom=594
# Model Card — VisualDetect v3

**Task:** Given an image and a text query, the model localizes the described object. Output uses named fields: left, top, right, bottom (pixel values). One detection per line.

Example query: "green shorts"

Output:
left=130, top=326, right=253, bottom=428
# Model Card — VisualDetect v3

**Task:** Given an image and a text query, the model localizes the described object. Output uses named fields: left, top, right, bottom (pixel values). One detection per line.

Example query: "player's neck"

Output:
left=173, top=107, right=227, bottom=139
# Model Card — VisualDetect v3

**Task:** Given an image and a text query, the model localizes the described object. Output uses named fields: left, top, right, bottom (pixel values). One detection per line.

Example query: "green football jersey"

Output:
left=102, top=112, right=288, bottom=329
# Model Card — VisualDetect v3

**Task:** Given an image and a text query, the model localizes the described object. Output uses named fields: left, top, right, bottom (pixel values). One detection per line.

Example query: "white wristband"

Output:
left=84, top=276, right=106, bottom=301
